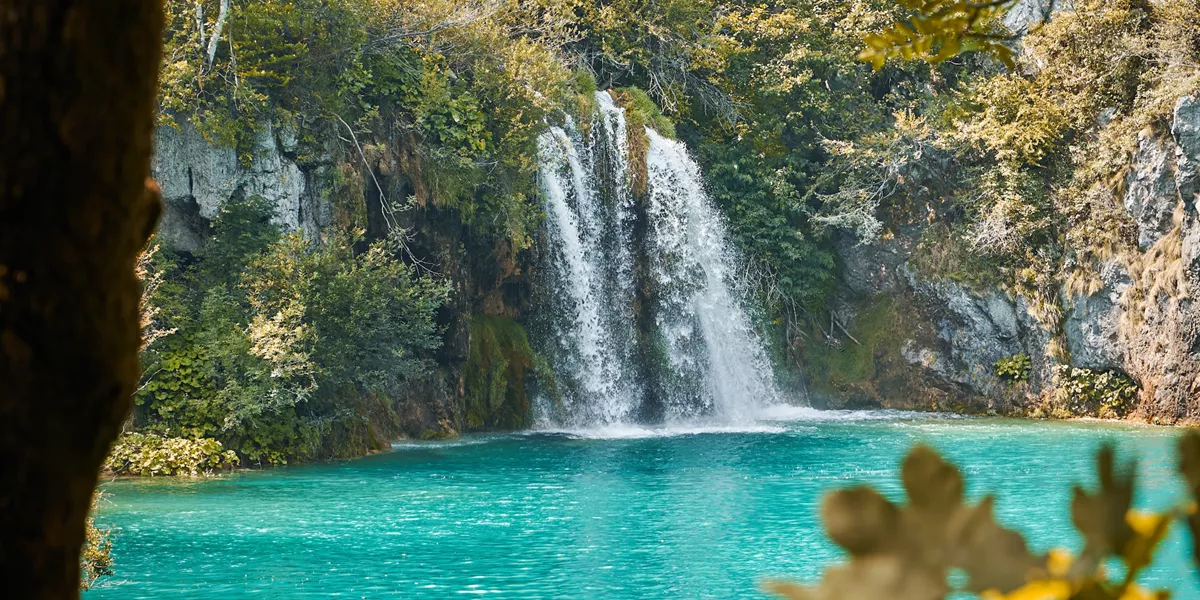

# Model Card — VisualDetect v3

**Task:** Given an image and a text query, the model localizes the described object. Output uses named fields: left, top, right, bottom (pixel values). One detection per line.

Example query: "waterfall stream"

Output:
left=535, top=91, right=778, bottom=427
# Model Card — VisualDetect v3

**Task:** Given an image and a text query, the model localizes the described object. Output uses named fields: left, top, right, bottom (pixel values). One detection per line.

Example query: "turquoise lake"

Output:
left=88, top=410, right=1200, bottom=598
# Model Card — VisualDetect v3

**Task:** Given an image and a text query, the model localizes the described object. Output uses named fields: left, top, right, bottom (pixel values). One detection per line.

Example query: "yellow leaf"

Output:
left=1045, top=548, right=1072, bottom=577
left=1119, top=583, right=1171, bottom=600
left=1126, top=510, right=1168, bottom=539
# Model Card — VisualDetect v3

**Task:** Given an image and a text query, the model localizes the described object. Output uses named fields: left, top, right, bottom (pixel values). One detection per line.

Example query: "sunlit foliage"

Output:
left=857, top=0, right=1025, bottom=70
left=135, top=197, right=447, bottom=464
left=80, top=492, right=113, bottom=592
left=105, top=433, right=240, bottom=477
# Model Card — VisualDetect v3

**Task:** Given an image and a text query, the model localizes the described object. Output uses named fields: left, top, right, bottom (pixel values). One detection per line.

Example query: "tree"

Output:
left=0, top=0, right=165, bottom=597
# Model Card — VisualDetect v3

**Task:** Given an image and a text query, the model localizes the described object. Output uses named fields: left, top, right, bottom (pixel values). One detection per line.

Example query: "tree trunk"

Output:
left=0, top=1, right=164, bottom=598
left=205, top=0, right=229, bottom=67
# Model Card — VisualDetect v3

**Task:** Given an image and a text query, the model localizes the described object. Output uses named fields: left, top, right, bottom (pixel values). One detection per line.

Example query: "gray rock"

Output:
left=278, top=123, right=300, bottom=154
left=1173, top=95, right=1200, bottom=167
left=903, top=266, right=1025, bottom=395
left=242, top=123, right=305, bottom=230
left=1124, top=130, right=1180, bottom=249
left=1175, top=96, right=1200, bottom=273
left=1004, top=0, right=1054, bottom=34
left=151, top=121, right=239, bottom=221
left=1063, top=260, right=1130, bottom=370
left=1175, top=96, right=1200, bottom=209
left=151, top=118, right=312, bottom=246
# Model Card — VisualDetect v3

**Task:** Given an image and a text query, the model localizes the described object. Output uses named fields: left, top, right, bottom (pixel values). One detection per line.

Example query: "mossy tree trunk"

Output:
left=0, top=1, right=164, bottom=597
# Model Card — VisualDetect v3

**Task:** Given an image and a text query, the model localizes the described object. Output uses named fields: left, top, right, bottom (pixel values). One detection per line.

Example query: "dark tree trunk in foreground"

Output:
left=0, top=1, right=164, bottom=597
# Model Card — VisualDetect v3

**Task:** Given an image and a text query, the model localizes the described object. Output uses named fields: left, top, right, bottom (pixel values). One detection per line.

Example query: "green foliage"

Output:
left=105, top=433, right=240, bottom=477
left=81, top=492, right=113, bottom=592
left=766, top=444, right=1180, bottom=600
left=463, top=315, right=538, bottom=431
left=1051, top=365, right=1139, bottom=418
left=137, top=194, right=446, bottom=463
left=993, top=353, right=1031, bottom=382
left=160, top=0, right=576, bottom=251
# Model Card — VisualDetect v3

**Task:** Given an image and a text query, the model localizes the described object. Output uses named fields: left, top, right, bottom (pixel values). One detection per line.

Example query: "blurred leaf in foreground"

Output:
left=765, top=444, right=1177, bottom=600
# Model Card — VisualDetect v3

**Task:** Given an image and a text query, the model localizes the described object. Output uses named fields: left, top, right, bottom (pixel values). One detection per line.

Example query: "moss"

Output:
left=463, top=315, right=537, bottom=430
left=613, top=87, right=675, bottom=138
left=612, top=86, right=675, bottom=199
left=802, top=296, right=905, bottom=392
left=797, top=294, right=980, bottom=412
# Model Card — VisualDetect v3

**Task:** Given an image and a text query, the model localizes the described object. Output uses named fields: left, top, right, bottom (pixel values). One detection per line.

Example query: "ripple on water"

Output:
left=90, top=412, right=1194, bottom=599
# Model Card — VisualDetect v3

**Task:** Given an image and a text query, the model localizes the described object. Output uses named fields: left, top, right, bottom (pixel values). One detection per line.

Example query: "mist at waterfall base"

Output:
left=89, top=416, right=1197, bottom=599
left=534, top=91, right=780, bottom=430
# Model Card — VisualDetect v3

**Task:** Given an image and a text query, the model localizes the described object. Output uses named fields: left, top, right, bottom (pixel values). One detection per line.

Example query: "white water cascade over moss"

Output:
left=535, top=91, right=779, bottom=428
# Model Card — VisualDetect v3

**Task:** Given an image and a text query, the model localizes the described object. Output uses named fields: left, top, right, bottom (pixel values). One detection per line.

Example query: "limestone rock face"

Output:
left=1175, top=96, right=1200, bottom=272
left=150, top=118, right=326, bottom=249
left=1063, top=261, right=1129, bottom=371
left=1124, top=130, right=1179, bottom=249
left=905, top=270, right=1024, bottom=396
left=151, top=121, right=239, bottom=221
left=820, top=96, right=1200, bottom=420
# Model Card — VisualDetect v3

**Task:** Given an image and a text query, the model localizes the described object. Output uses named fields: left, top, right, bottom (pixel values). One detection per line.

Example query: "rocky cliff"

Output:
left=810, top=95, right=1200, bottom=422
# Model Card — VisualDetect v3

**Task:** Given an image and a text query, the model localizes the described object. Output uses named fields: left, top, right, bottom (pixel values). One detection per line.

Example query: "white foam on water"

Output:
left=753, top=405, right=960, bottom=422
left=391, top=438, right=495, bottom=450
left=528, top=422, right=789, bottom=440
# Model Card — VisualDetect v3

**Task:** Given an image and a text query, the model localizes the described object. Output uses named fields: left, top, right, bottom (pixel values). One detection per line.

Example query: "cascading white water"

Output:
left=536, top=108, right=641, bottom=427
left=536, top=91, right=778, bottom=427
left=643, top=128, right=779, bottom=422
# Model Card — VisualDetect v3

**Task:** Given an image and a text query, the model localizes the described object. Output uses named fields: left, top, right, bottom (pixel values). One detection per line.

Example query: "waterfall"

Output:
left=535, top=106, right=641, bottom=427
left=535, top=91, right=778, bottom=428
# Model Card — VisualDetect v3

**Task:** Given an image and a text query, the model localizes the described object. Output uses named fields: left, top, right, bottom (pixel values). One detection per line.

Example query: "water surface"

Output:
left=89, top=411, right=1198, bottom=598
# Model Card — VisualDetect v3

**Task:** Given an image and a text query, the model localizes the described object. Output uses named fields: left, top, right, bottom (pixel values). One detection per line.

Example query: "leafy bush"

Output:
left=105, top=433, right=240, bottom=477
left=1053, top=365, right=1139, bottom=418
left=993, top=353, right=1031, bottom=383
left=135, top=193, right=447, bottom=463
left=766, top=439, right=1200, bottom=600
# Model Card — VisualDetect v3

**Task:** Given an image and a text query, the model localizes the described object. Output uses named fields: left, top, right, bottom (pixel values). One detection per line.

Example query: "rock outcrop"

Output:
left=150, top=119, right=326, bottom=250
left=816, top=94, right=1200, bottom=421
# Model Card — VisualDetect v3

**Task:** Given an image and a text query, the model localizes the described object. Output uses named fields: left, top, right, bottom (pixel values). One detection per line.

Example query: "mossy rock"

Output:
left=463, top=314, right=537, bottom=431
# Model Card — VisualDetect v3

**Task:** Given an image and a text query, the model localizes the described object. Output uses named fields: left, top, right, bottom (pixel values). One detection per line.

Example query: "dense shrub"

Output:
left=136, top=195, right=447, bottom=464
left=105, top=433, right=240, bottom=477
left=1052, top=365, right=1139, bottom=418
